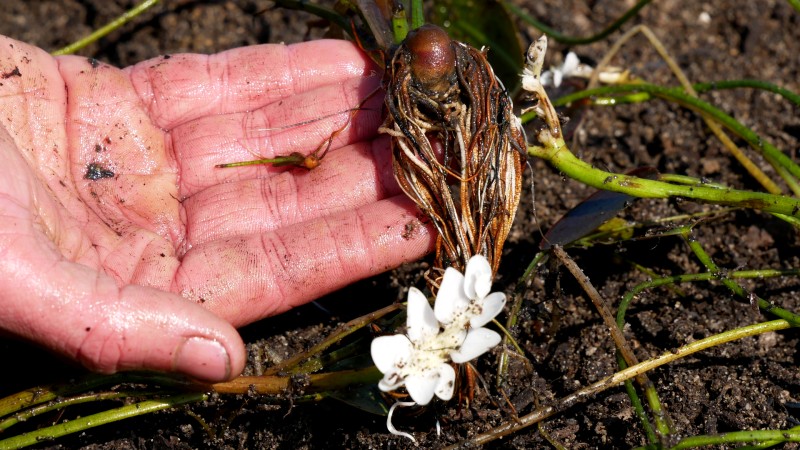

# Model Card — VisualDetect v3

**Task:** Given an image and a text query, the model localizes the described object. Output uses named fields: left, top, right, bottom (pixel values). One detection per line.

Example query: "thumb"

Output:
left=2, top=259, right=246, bottom=382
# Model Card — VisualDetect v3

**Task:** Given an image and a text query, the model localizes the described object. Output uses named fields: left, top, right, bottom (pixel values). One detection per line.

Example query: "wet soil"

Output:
left=1, top=0, right=799, bottom=448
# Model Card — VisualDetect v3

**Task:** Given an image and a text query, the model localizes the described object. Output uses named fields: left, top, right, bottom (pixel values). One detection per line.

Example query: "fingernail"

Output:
left=173, top=337, right=231, bottom=381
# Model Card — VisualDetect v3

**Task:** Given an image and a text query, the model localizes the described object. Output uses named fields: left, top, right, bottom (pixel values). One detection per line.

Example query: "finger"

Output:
left=174, top=196, right=435, bottom=327
left=182, top=137, right=400, bottom=247
left=173, top=75, right=384, bottom=197
left=126, top=40, right=379, bottom=130
left=0, top=233, right=246, bottom=381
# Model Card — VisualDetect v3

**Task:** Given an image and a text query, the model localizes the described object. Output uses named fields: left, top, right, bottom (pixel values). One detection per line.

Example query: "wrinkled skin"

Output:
left=0, top=36, right=433, bottom=381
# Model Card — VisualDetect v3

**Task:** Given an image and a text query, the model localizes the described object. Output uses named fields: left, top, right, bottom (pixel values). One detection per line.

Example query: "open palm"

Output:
left=0, top=36, right=432, bottom=381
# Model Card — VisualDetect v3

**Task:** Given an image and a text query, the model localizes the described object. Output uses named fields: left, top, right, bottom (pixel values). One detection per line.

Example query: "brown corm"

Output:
left=380, top=24, right=525, bottom=291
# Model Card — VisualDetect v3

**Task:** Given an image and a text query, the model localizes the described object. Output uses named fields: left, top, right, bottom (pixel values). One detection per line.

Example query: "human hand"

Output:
left=0, top=36, right=433, bottom=381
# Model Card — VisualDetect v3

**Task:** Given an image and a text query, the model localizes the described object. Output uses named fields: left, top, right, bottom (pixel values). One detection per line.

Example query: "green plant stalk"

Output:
left=391, top=7, right=409, bottom=43
left=553, top=83, right=800, bottom=192
left=410, top=0, right=425, bottom=30
left=681, top=228, right=800, bottom=325
left=737, top=426, right=800, bottom=449
left=616, top=269, right=800, bottom=329
left=496, top=251, right=547, bottom=384
left=552, top=246, right=672, bottom=438
left=693, top=79, right=800, bottom=106
left=215, top=154, right=306, bottom=168
left=0, top=391, right=160, bottom=432
left=611, top=248, right=800, bottom=441
left=588, top=79, right=800, bottom=108
left=615, top=349, right=670, bottom=439
left=774, top=163, right=800, bottom=197
left=618, top=357, right=659, bottom=444
left=51, top=0, right=160, bottom=55
left=503, top=0, right=653, bottom=45
left=614, top=262, right=800, bottom=446
left=514, top=251, right=548, bottom=293
left=447, top=319, right=794, bottom=448
left=497, top=250, right=546, bottom=384
left=528, top=136, right=800, bottom=218
left=657, top=427, right=800, bottom=449
left=0, top=392, right=205, bottom=450
left=0, top=372, right=193, bottom=420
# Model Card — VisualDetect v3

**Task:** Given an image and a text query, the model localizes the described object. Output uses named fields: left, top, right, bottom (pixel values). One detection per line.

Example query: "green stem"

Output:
left=616, top=269, right=800, bottom=328
left=618, top=357, right=659, bottom=444
left=529, top=138, right=800, bottom=218
left=448, top=319, right=794, bottom=448
left=662, top=427, right=800, bottom=449
left=0, top=393, right=205, bottom=450
left=692, top=79, right=800, bottom=107
left=391, top=6, right=409, bottom=43
left=503, top=0, right=653, bottom=45
left=554, top=83, right=800, bottom=191
left=0, top=391, right=158, bottom=432
left=410, top=0, right=425, bottom=30
left=51, top=0, right=160, bottom=55
left=0, top=373, right=192, bottom=420
left=681, top=228, right=800, bottom=325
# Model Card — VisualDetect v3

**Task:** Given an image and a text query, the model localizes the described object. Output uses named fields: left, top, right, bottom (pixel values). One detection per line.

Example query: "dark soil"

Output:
left=2, top=0, right=799, bottom=448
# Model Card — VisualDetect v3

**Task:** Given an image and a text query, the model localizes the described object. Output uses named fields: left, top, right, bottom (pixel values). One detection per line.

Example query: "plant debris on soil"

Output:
left=1, top=0, right=799, bottom=448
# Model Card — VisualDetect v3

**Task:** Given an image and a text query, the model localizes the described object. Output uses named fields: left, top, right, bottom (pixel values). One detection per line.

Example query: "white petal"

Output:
left=434, top=364, right=456, bottom=401
left=379, top=375, right=404, bottom=392
left=434, top=267, right=469, bottom=323
left=553, top=70, right=564, bottom=88
left=539, top=70, right=554, bottom=87
left=405, top=373, right=437, bottom=405
left=371, top=335, right=411, bottom=374
left=406, top=287, right=439, bottom=342
left=562, top=52, right=580, bottom=74
left=464, top=255, right=492, bottom=299
left=470, top=292, right=506, bottom=328
left=450, top=328, right=501, bottom=363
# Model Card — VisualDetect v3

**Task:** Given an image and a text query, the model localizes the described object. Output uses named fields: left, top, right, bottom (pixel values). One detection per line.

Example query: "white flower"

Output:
left=434, top=254, right=506, bottom=363
left=540, top=51, right=593, bottom=88
left=370, top=254, right=506, bottom=407
left=371, top=288, right=458, bottom=406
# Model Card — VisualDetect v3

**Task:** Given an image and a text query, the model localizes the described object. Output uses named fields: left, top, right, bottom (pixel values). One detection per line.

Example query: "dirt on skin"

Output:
left=1, top=0, right=799, bottom=448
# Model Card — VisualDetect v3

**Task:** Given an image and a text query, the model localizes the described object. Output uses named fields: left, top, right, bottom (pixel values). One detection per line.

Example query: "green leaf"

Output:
left=430, top=0, right=523, bottom=93
left=329, top=386, right=389, bottom=416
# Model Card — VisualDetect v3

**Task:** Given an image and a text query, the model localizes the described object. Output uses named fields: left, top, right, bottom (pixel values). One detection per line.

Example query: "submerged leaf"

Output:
left=541, top=167, right=659, bottom=249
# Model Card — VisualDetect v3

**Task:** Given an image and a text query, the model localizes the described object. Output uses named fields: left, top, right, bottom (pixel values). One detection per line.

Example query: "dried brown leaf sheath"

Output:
left=380, top=25, right=525, bottom=285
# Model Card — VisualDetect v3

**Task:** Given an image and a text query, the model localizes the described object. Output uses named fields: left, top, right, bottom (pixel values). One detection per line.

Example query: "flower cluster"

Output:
left=370, top=254, right=506, bottom=407
left=540, top=51, right=593, bottom=88
left=534, top=49, right=628, bottom=89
